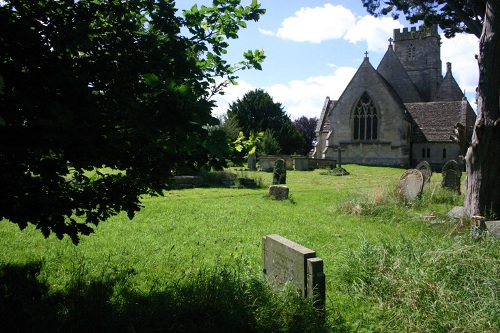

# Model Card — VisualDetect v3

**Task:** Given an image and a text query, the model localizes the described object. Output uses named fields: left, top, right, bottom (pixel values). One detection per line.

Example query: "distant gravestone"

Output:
left=397, top=169, right=424, bottom=200
left=415, top=160, right=432, bottom=184
left=247, top=154, right=257, bottom=171
left=272, top=159, right=286, bottom=185
left=268, top=185, right=289, bottom=200
left=262, top=234, right=325, bottom=308
left=441, top=160, right=461, bottom=193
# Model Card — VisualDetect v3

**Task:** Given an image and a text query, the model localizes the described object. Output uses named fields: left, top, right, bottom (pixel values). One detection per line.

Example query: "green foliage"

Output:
left=233, top=131, right=264, bottom=156
left=293, top=116, right=318, bottom=155
left=361, top=0, right=484, bottom=38
left=0, top=0, right=265, bottom=243
left=227, top=89, right=304, bottom=154
left=261, top=129, right=281, bottom=155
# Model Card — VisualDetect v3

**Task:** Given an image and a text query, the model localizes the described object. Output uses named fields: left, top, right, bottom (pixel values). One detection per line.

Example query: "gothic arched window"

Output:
left=353, top=92, right=378, bottom=141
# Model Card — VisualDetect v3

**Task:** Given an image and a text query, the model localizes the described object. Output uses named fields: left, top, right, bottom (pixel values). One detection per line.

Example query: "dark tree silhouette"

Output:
left=0, top=0, right=265, bottom=243
left=293, top=116, right=318, bottom=155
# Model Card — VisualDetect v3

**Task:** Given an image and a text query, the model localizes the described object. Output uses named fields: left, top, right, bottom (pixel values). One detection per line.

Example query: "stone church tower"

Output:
left=394, top=25, right=441, bottom=101
left=313, top=25, right=476, bottom=170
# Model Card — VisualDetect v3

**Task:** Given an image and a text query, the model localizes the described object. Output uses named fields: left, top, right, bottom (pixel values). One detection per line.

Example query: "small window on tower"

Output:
left=443, top=148, right=447, bottom=159
left=407, top=44, right=416, bottom=61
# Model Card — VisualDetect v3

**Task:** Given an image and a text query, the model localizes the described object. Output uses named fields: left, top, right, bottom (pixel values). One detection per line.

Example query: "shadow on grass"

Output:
left=0, top=262, right=345, bottom=333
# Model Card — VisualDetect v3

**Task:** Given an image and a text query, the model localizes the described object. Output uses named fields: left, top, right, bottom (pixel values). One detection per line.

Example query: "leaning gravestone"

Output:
left=397, top=169, right=424, bottom=200
left=262, top=234, right=325, bottom=309
left=415, top=160, right=432, bottom=184
left=441, top=160, right=461, bottom=193
left=272, top=159, right=286, bottom=185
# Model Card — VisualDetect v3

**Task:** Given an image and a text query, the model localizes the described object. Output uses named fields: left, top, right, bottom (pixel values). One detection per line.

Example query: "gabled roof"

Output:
left=405, top=101, right=468, bottom=142
left=332, top=57, right=407, bottom=117
left=377, top=46, right=424, bottom=103
left=432, top=63, right=466, bottom=102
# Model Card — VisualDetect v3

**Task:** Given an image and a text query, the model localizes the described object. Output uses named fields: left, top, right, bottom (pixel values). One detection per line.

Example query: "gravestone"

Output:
left=247, top=154, right=257, bottom=171
left=262, top=234, right=325, bottom=308
left=272, top=159, right=286, bottom=185
left=397, top=169, right=424, bottom=200
left=415, top=160, right=432, bottom=184
left=268, top=185, right=289, bottom=200
left=441, top=160, right=461, bottom=193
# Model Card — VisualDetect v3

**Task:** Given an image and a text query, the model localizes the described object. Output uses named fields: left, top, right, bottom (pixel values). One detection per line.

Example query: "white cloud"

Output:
left=275, top=4, right=355, bottom=43
left=210, top=66, right=357, bottom=120
left=258, top=28, right=275, bottom=36
left=344, top=16, right=404, bottom=52
left=267, top=66, right=357, bottom=119
left=441, top=33, right=479, bottom=100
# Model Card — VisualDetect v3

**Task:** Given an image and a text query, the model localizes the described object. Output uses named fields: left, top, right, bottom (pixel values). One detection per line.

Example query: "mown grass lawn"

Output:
left=1, top=165, right=498, bottom=332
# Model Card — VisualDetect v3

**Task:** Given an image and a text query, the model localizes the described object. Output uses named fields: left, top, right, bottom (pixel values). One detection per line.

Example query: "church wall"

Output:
left=412, top=142, right=460, bottom=170
left=326, top=61, right=410, bottom=166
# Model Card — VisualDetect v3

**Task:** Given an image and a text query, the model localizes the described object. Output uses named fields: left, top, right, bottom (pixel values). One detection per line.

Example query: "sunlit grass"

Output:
left=0, top=165, right=498, bottom=332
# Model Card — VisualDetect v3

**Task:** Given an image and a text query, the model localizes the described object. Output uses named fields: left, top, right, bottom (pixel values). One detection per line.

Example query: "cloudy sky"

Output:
left=180, top=1, right=479, bottom=120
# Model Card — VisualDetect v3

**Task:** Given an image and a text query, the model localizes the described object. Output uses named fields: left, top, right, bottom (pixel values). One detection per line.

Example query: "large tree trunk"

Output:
left=464, top=1, right=500, bottom=218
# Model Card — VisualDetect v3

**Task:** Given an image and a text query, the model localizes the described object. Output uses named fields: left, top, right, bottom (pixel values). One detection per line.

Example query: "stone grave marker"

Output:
left=262, top=234, right=325, bottom=308
left=272, top=159, right=286, bottom=185
left=415, top=160, right=432, bottom=184
left=247, top=154, right=257, bottom=171
left=397, top=169, right=424, bottom=200
left=441, top=160, right=461, bottom=193
left=268, top=185, right=289, bottom=200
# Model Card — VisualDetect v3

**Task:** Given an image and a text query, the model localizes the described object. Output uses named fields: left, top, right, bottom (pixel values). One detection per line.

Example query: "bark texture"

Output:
left=464, top=1, right=500, bottom=218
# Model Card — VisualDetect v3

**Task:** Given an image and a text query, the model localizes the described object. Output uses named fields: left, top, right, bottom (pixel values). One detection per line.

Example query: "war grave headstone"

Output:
left=272, top=159, right=286, bottom=185
left=415, top=160, right=432, bottom=184
left=397, top=169, right=424, bottom=200
left=441, top=160, right=461, bottom=193
left=262, top=234, right=325, bottom=309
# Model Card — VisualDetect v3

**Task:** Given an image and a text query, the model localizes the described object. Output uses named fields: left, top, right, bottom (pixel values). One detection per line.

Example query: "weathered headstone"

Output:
left=441, top=160, right=461, bottom=193
left=397, top=169, right=424, bottom=200
left=272, top=159, right=286, bottom=185
left=415, top=160, right=432, bottom=184
left=262, top=234, right=325, bottom=308
left=247, top=154, right=257, bottom=171
left=268, top=185, right=289, bottom=200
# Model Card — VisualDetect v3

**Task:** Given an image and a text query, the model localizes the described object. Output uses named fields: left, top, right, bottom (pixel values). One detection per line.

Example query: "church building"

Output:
left=312, top=25, right=476, bottom=170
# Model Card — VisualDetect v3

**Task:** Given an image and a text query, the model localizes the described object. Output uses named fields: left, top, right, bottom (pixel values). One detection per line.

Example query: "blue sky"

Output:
left=179, top=1, right=479, bottom=120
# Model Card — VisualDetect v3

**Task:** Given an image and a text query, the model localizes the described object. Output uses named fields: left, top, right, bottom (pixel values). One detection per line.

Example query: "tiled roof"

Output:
left=405, top=101, right=466, bottom=142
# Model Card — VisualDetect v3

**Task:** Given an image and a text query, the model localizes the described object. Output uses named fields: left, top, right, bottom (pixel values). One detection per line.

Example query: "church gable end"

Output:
left=314, top=24, right=474, bottom=168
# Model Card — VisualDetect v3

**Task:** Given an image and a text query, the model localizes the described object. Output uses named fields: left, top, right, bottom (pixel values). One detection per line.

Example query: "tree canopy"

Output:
left=362, top=0, right=500, bottom=218
left=362, top=0, right=485, bottom=38
left=226, top=89, right=304, bottom=155
left=293, top=116, right=318, bottom=156
left=0, top=0, right=265, bottom=243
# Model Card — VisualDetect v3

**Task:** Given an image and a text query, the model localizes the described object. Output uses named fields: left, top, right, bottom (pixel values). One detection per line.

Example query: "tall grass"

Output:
left=0, top=165, right=498, bottom=332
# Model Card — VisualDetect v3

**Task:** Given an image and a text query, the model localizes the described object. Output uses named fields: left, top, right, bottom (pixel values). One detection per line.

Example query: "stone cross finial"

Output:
left=364, top=51, right=368, bottom=58
left=388, top=37, right=393, bottom=49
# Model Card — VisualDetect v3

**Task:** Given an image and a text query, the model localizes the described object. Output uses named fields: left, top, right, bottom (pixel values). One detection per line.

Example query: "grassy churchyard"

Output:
left=0, top=165, right=498, bottom=332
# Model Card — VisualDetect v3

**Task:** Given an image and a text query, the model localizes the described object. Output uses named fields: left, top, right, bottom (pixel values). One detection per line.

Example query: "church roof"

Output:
left=432, top=63, right=466, bottom=102
left=405, top=101, right=467, bottom=142
left=377, top=45, right=424, bottom=103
